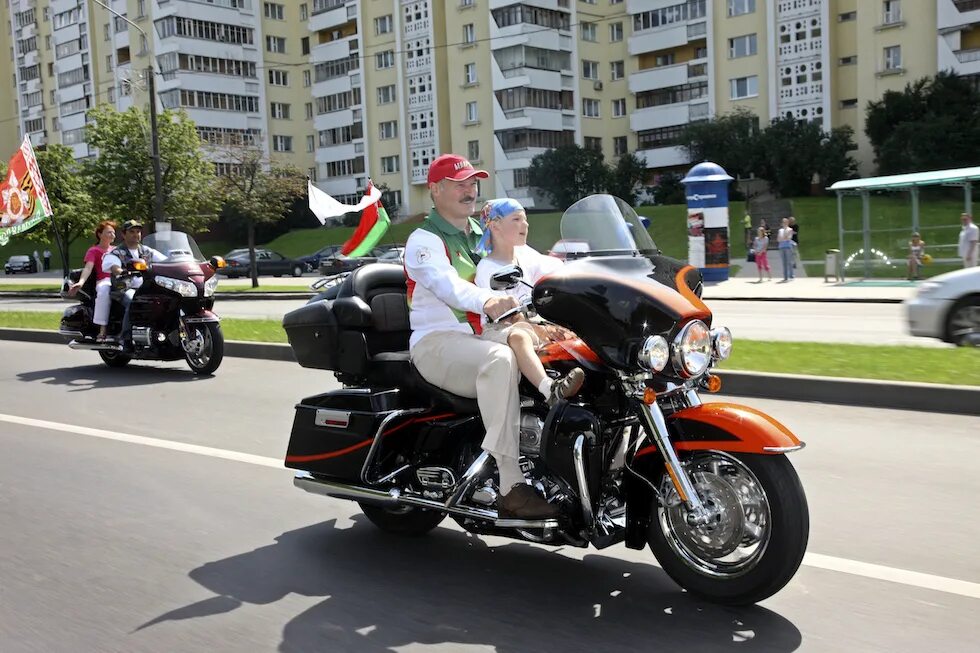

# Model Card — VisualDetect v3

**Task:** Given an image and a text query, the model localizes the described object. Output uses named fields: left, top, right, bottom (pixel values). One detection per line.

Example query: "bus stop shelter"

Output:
left=828, top=166, right=980, bottom=278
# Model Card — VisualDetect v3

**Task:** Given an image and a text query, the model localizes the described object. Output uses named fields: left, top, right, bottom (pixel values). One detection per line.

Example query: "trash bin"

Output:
left=824, top=249, right=841, bottom=283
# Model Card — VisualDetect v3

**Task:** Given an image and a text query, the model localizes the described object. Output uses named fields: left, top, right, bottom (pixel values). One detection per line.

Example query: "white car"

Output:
left=905, top=267, right=980, bottom=346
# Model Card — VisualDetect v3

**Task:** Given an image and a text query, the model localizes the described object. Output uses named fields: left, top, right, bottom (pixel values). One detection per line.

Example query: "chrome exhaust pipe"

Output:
left=67, top=339, right=124, bottom=352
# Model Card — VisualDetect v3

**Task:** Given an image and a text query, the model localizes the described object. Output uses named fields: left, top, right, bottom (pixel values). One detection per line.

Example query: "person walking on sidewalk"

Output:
left=42, top=249, right=51, bottom=271
left=777, top=218, right=795, bottom=281
left=788, top=216, right=802, bottom=271
left=960, top=213, right=979, bottom=267
left=752, top=226, right=771, bottom=282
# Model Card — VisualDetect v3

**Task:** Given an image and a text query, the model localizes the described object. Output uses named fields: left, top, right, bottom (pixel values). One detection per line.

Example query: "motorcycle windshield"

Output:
left=559, top=194, right=658, bottom=257
left=143, top=231, right=206, bottom=263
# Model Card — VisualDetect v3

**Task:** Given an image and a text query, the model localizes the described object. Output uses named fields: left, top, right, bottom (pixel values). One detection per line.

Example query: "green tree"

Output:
left=21, top=145, right=107, bottom=269
left=606, top=152, right=648, bottom=205
left=84, top=105, right=218, bottom=231
left=681, top=107, right=762, bottom=180
left=865, top=71, right=980, bottom=174
left=529, top=144, right=609, bottom=210
left=214, top=145, right=307, bottom=288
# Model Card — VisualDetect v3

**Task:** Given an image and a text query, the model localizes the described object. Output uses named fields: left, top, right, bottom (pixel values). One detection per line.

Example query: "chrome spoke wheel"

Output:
left=658, top=451, right=771, bottom=578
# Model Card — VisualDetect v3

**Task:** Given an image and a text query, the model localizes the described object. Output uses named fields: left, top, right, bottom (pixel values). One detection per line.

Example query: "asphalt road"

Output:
left=0, top=341, right=977, bottom=652
left=0, top=297, right=943, bottom=347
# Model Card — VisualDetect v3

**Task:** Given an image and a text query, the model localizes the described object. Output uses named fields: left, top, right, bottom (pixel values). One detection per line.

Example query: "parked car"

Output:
left=4, top=254, right=38, bottom=274
left=905, top=267, right=980, bottom=346
left=317, top=246, right=395, bottom=276
left=377, top=247, right=405, bottom=264
left=299, top=244, right=343, bottom=272
left=219, top=248, right=306, bottom=278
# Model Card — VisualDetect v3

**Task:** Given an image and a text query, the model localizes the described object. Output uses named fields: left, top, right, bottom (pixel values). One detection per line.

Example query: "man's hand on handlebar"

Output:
left=484, top=295, right=519, bottom=321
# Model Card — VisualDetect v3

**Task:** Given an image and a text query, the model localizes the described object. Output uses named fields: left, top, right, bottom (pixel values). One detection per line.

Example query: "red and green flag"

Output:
left=340, top=183, right=390, bottom=257
left=0, top=137, right=53, bottom=247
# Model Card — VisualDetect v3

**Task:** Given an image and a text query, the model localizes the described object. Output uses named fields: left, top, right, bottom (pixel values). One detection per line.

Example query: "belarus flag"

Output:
left=307, top=180, right=391, bottom=257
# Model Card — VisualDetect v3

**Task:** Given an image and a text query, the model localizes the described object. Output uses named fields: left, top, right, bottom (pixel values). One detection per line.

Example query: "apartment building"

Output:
left=0, top=1, right=974, bottom=218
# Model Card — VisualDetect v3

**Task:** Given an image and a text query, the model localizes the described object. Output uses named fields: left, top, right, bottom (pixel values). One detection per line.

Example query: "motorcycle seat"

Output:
left=371, top=351, right=480, bottom=415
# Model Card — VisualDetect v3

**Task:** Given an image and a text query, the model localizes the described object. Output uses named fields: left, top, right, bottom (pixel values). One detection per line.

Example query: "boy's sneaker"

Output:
left=547, top=367, right=585, bottom=406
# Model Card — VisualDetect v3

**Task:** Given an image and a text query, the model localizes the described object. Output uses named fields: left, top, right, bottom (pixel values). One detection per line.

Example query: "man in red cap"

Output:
left=404, top=154, right=559, bottom=521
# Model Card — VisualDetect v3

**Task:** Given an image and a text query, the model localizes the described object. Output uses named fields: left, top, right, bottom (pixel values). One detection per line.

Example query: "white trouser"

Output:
left=411, top=330, right=521, bottom=460
left=93, top=279, right=111, bottom=326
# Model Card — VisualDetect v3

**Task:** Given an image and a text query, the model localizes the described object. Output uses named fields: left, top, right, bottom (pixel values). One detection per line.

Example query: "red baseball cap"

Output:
left=427, top=154, right=489, bottom=185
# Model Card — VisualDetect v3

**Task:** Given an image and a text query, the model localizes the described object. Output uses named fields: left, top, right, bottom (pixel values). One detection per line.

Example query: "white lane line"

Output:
left=4, top=412, right=980, bottom=601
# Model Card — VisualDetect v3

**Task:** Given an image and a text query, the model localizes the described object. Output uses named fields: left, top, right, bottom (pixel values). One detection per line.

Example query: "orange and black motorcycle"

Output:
left=282, top=195, right=808, bottom=606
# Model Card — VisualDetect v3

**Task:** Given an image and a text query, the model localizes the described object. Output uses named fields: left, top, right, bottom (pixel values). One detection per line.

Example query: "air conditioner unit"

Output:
left=593, top=80, right=603, bottom=91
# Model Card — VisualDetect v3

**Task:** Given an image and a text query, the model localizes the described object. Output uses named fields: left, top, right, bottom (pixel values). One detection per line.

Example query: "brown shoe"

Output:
left=498, top=484, right=560, bottom=520
left=547, top=367, right=585, bottom=406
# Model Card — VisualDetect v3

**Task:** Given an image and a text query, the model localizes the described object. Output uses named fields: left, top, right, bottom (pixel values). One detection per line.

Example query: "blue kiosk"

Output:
left=681, top=162, right=733, bottom=282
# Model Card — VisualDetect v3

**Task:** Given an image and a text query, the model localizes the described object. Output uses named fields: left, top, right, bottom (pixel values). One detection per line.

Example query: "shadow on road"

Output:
left=139, top=517, right=802, bottom=653
left=17, top=363, right=212, bottom=391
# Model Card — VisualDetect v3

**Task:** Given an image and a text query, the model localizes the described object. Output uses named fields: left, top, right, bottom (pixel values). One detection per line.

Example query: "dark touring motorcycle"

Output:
left=282, top=195, right=808, bottom=605
left=59, top=231, right=226, bottom=375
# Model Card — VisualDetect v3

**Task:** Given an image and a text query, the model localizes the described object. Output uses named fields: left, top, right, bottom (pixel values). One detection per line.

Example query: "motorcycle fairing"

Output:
left=634, top=402, right=803, bottom=457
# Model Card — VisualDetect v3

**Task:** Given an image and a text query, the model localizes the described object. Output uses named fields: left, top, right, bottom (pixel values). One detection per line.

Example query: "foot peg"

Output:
left=494, top=517, right=561, bottom=529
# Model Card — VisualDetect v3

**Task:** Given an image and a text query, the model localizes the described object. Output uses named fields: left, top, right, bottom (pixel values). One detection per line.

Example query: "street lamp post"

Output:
left=92, top=0, right=164, bottom=224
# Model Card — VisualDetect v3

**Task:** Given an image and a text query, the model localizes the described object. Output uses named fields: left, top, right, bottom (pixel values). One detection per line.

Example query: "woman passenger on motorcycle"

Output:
left=474, top=198, right=585, bottom=405
left=68, top=220, right=117, bottom=341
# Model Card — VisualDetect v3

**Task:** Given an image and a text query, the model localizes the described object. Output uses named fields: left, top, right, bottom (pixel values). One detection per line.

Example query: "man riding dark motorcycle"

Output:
left=101, top=219, right=166, bottom=346
left=405, top=153, right=556, bottom=521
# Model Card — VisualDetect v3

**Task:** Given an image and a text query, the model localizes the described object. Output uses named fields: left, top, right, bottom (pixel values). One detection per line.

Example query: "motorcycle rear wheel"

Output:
left=99, top=350, right=131, bottom=368
left=647, top=451, right=808, bottom=606
left=359, top=502, right=446, bottom=536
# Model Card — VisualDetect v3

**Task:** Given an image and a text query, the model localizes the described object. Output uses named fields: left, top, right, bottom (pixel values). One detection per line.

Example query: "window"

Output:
left=840, top=98, right=858, bottom=109
left=264, top=3, right=284, bottom=20
left=380, top=155, right=399, bottom=174
left=375, top=15, right=393, bottom=34
left=305, top=102, right=313, bottom=119
left=24, top=118, right=44, bottom=133
left=612, top=98, right=626, bottom=117
left=513, top=168, right=529, bottom=187
left=468, top=140, right=480, bottom=161
left=106, top=55, right=114, bottom=72
left=613, top=136, right=628, bottom=156
left=137, top=0, right=146, bottom=17
left=729, top=34, right=757, bottom=58
left=838, top=11, right=856, bottom=21
left=610, top=60, right=624, bottom=80
left=582, top=98, right=600, bottom=118
left=610, top=22, right=623, bottom=42
left=270, top=102, right=290, bottom=119
left=266, top=36, right=286, bottom=53
left=303, top=70, right=311, bottom=86
left=376, top=51, right=394, bottom=69
left=839, top=55, right=857, bottom=65
left=583, top=60, right=599, bottom=79
left=300, top=4, right=308, bottom=20
left=584, top=137, right=601, bottom=151
left=883, top=0, right=901, bottom=24
left=62, top=128, right=86, bottom=145
left=729, top=75, right=758, bottom=99
left=301, top=37, right=310, bottom=55
left=465, top=101, right=478, bottom=122
left=306, top=135, right=315, bottom=153
left=379, top=121, right=398, bottom=139
left=884, top=45, right=901, bottom=70
left=268, top=69, right=289, bottom=85
left=464, top=63, right=477, bottom=84
left=727, top=0, right=755, bottom=17
left=581, top=22, right=597, bottom=41
left=377, top=85, right=396, bottom=104
left=463, top=23, right=475, bottom=44
left=273, top=135, right=292, bottom=152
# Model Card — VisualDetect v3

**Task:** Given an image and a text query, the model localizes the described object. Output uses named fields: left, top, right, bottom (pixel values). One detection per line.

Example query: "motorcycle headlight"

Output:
left=203, top=275, right=219, bottom=297
left=155, top=275, right=199, bottom=298
left=711, top=326, right=733, bottom=361
left=672, top=320, right=712, bottom=378
left=637, top=335, right=669, bottom=372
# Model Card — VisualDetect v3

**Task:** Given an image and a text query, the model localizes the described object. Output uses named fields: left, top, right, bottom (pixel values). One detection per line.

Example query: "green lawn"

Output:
left=2, top=310, right=977, bottom=386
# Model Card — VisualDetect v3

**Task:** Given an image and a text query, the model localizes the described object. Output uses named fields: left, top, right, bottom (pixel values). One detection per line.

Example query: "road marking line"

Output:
left=4, top=412, right=980, bottom=600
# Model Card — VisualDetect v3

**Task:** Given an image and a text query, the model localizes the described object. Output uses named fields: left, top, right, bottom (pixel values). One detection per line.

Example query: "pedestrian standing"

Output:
left=959, top=213, right=979, bottom=267
left=743, top=213, right=752, bottom=252
left=32, top=249, right=41, bottom=274
left=42, top=248, right=51, bottom=271
left=752, top=226, right=771, bottom=282
left=788, top=216, right=801, bottom=270
left=777, top=218, right=795, bottom=281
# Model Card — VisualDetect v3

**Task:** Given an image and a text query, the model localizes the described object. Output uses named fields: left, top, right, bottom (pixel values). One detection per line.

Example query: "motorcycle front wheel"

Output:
left=648, top=451, right=808, bottom=606
left=184, top=322, right=224, bottom=375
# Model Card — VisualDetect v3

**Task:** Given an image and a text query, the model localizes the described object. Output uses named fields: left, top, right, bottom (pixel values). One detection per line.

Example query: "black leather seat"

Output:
left=371, top=352, right=481, bottom=415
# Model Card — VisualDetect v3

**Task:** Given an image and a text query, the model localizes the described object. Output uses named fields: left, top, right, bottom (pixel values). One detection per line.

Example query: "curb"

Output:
left=703, top=296, right=904, bottom=304
left=2, top=328, right=977, bottom=416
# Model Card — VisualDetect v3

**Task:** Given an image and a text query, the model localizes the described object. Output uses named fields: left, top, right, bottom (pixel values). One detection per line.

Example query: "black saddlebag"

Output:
left=282, top=299, right=341, bottom=370
left=285, top=388, right=402, bottom=479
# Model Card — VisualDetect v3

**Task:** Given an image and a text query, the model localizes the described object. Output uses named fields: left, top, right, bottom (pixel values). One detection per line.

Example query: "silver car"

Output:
left=905, top=267, right=980, bottom=346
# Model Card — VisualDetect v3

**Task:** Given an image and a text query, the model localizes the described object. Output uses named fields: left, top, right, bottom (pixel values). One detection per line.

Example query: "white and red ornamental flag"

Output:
left=0, top=137, right=53, bottom=246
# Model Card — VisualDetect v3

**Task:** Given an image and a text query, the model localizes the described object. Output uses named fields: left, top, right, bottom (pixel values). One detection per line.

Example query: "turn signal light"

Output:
left=210, top=256, right=227, bottom=269
left=642, top=387, right=657, bottom=405
left=705, top=374, right=722, bottom=393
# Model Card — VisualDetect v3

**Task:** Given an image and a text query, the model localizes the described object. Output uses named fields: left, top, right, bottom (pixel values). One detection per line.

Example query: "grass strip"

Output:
left=2, top=311, right=978, bottom=386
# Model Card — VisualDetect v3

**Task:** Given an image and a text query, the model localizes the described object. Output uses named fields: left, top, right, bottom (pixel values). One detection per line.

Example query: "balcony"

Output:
left=629, top=63, right=688, bottom=94
left=404, top=17, right=430, bottom=38
left=310, top=2, right=350, bottom=32
left=636, top=145, right=689, bottom=169
left=630, top=102, right=690, bottom=133
left=629, top=23, right=688, bottom=56
left=410, top=166, right=427, bottom=184
left=407, top=90, right=433, bottom=109
left=409, top=127, right=435, bottom=146
left=689, top=102, right=709, bottom=120
left=406, top=54, right=433, bottom=73
left=957, top=47, right=980, bottom=63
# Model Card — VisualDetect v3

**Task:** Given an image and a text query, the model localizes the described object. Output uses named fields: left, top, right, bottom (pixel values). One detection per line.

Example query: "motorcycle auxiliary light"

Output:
left=711, top=326, right=733, bottom=360
left=637, top=335, right=669, bottom=372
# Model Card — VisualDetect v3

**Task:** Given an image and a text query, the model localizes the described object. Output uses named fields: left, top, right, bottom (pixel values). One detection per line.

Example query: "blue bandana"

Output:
left=476, top=198, right=525, bottom=256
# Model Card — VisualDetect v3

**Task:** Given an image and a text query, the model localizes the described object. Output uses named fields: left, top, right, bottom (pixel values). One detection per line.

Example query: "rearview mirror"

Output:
left=489, top=264, right=524, bottom=291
